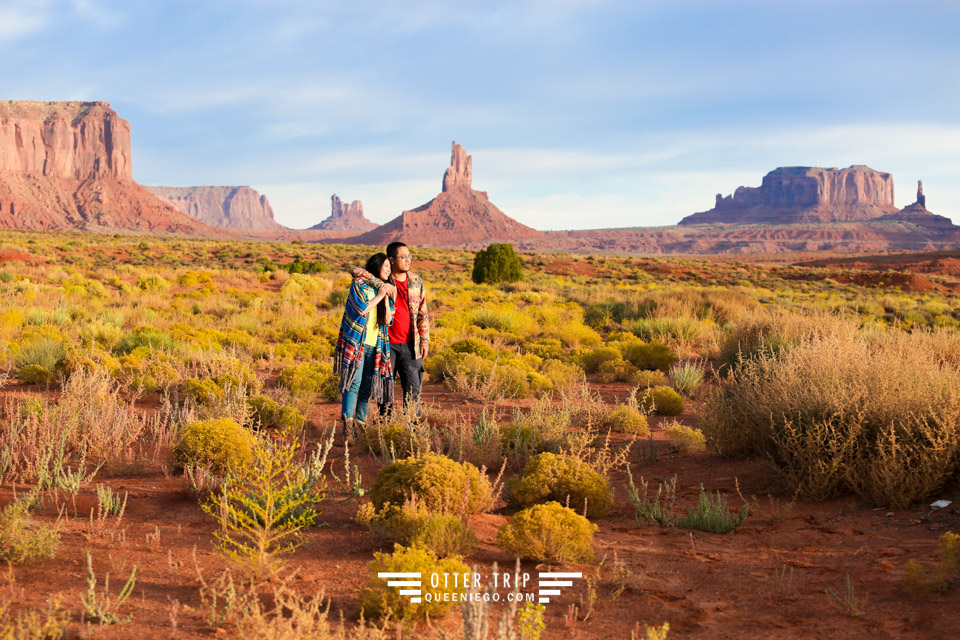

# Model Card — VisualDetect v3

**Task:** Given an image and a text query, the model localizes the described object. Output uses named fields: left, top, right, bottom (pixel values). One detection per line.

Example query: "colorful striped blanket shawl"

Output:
left=333, top=278, right=394, bottom=405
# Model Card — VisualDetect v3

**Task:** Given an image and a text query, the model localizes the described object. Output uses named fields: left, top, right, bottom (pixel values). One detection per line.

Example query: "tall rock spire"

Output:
left=442, top=141, right=472, bottom=192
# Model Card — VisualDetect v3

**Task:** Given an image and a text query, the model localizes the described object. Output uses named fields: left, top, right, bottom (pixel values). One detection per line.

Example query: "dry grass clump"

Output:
left=356, top=497, right=476, bottom=558
left=369, top=453, right=494, bottom=516
left=704, top=327, right=960, bottom=507
left=0, top=494, right=61, bottom=564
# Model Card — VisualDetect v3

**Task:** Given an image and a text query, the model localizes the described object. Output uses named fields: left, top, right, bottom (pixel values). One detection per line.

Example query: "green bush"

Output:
left=508, top=453, right=612, bottom=519
left=665, top=421, right=706, bottom=452
left=497, top=502, right=596, bottom=563
left=605, top=406, right=649, bottom=436
left=14, top=338, right=66, bottom=374
left=174, top=418, right=255, bottom=475
left=182, top=377, right=225, bottom=405
left=115, top=327, right=176, bottom=354
left=0, top=496, right=61, bottom=565
left=16, top=364, right=54, bottom=385
left=370, top=454, right=493, bottom=516
left=597, top=359, right=638, bottom=383
left=632, top=369, right=668, bottom=388
left=248, top=395, right=305, bottom=430
left=356, top=501, right=476, bottom=557
left=472, top=243, right=523, bottom=284
left=639, top=386, right=685, bottom=415
left=359, top=544, right=470, bottom=621
left=580, top=346, right=621, bottom=373
left=621, top=341, right=678, bottom=372
left=449, top=337, right=496, bottom=359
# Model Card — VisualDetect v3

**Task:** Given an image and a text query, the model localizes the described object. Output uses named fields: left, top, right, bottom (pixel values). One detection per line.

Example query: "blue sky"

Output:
left=3, top=0, right=959, bottom=228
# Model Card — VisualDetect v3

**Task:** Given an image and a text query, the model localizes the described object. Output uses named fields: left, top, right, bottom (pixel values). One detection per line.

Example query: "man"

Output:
left=352, top=241, right=430, bottom=413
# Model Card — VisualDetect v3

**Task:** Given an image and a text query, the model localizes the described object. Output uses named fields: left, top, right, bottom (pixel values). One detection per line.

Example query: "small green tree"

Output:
left=472, top=243, right=523, bottom=284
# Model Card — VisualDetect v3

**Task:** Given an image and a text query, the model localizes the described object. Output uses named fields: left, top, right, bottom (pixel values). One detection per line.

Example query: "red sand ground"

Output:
left=2, top=380, right=959, bottom=639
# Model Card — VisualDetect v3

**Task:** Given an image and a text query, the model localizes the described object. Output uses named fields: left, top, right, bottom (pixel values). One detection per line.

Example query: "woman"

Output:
left=333, top=252, right=394, bottom=440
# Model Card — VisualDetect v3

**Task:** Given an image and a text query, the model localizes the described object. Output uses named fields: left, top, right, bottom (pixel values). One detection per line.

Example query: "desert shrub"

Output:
left=638, top=386, right=685, bottom=415
left=621, top=341, right=678, bottom=372
left=497, top=502, right=596, bottom=563
left=247, top=395, right=305, bottom=431
left=370, top=454, right=493, bottom=516
left=580, top=345, right=621, bottom=373
left=525, top=337, right=564, bottom=359
left=508, top=452, right=612, bottom=519
left=627, top=472, right=748, bottom=533
left=716, top=310, right=854, bottom=372
left=449, top=337, right=496, bottom=359
left=605, top=405, right=649, bottom=436
left=703, top=329, right=960, bottom=507
left=202, top=432, right=324, bottom=580
left=182, top=377, right=226, bottom=405
left=670, top=361, right=704, bottom=395
left=16, top=364, right=54, bottom=385
left=902, top=531, right=960, bottom=597
left=0, top=496, right=61, bottom=565
left=472, top=243, right=523, bottom=284
left=597, top=358, right=638, bottom=383
left=115, top=327, right=176, bottom=354
left=14, top=337, right=67, bottom=373
left=136, top=274, right=170, bottom=291
left=356, top=420, right=407, bottom=456
left=356, top=500, right=476, bottom=558
left=664, top=421, right=706, bottom=452
left=632, top=369, right=667, bottom=388
left=174, top=418, right=255, bottom=476
left=116, top=349, right=180, bottom=391
left=359, top=544, right=470, bottom=621
left=539, top=358, right=585, bottom=392
left=0, top=598, right=69, bottom=640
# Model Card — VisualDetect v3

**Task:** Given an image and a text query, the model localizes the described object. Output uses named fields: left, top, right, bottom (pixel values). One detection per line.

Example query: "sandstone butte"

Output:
left=0, top=101, right=220, bottom=235
left=310, top=194, right=378, bottom=232
left=347, top=141, right=545, bottom=249
left=145, top=185, right=284, bottom=230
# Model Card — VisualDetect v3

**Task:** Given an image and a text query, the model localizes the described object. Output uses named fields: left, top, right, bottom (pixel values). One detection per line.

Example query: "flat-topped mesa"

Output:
left=0, top=100, right=218, bottom=235
left=441, top=141, right=472, bottom=192
left=681, top=165, right=898, bottom=225
left=310, top=194, right=378, bottom=232
left=0, top=100, right=132, bottom=181
left=145, top=185, right=284, bottom=230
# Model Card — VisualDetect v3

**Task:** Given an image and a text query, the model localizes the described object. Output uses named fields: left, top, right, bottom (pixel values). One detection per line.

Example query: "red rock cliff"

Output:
left=145, top=185, right=284, bottom=230
left=680, top=165, right=899, bottom=225
left=0, top=100, right=218, bottom=235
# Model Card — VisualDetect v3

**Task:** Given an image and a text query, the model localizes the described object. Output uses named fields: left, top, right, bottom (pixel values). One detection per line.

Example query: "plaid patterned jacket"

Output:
left=333, top=278, right=395, bottom=405
left=354, top=268, right=430, bottom=359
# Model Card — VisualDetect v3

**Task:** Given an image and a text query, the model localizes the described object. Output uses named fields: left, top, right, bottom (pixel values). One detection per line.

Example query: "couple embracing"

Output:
left=333, top=242, right=429, bottom=441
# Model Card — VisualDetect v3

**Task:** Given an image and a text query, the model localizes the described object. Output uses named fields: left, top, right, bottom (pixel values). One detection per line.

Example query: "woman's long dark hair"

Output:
left=365, top=252, right=390, bottom=327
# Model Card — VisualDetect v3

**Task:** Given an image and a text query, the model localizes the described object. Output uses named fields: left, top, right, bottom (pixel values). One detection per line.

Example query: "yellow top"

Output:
left=364, top=289, right=379, bottom=347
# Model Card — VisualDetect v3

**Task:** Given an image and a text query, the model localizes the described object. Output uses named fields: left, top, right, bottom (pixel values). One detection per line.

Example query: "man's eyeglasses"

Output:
left=395, top=254, right=414, bottom=261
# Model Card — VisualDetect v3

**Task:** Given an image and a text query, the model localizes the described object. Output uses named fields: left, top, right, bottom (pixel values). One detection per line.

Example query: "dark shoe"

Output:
left=341, top=417, right=355, bottom=444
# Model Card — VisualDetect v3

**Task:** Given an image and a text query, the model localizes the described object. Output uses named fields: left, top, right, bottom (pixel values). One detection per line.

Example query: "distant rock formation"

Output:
left=680, top=165, right=899, bottom=225
left=0, top=100, right=218, bottom=235
left=310, top=194, right=377, bottom=232
left=348, top=141, right=544, bottom=249
left=917, top=180, right=926, bottom=208
left=145, top=185, right=284, bottom=230
left=876, top=179, right=957, bottom=230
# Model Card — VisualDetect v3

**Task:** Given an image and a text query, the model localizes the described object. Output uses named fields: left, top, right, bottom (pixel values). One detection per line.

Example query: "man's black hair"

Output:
left=386, top=242, right=407, bottom=260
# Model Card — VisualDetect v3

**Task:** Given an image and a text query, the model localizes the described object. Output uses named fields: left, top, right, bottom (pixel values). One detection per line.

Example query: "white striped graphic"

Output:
left=537, top=571, right=582, bottom=603
left=378, top=572, right=423, bottom=604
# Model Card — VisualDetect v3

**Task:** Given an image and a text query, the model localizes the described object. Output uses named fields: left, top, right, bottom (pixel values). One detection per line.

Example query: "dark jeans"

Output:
left=381, top=341, right=423, bottom=414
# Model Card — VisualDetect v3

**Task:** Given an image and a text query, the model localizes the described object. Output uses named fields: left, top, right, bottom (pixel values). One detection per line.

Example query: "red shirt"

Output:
left=389, top=277, right=412, bottom=345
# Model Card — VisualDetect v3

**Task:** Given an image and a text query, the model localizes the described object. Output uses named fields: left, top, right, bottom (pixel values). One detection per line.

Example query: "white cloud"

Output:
left=0, top=3, right=50, bottom=42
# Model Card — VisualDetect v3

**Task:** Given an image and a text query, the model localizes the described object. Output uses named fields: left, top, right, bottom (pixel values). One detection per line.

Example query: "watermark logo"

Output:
left=377, top=570, right=583, bottom=606
left=378, top=572, right=423, bottom=604
left=536, top=571, right=582, bottom=603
